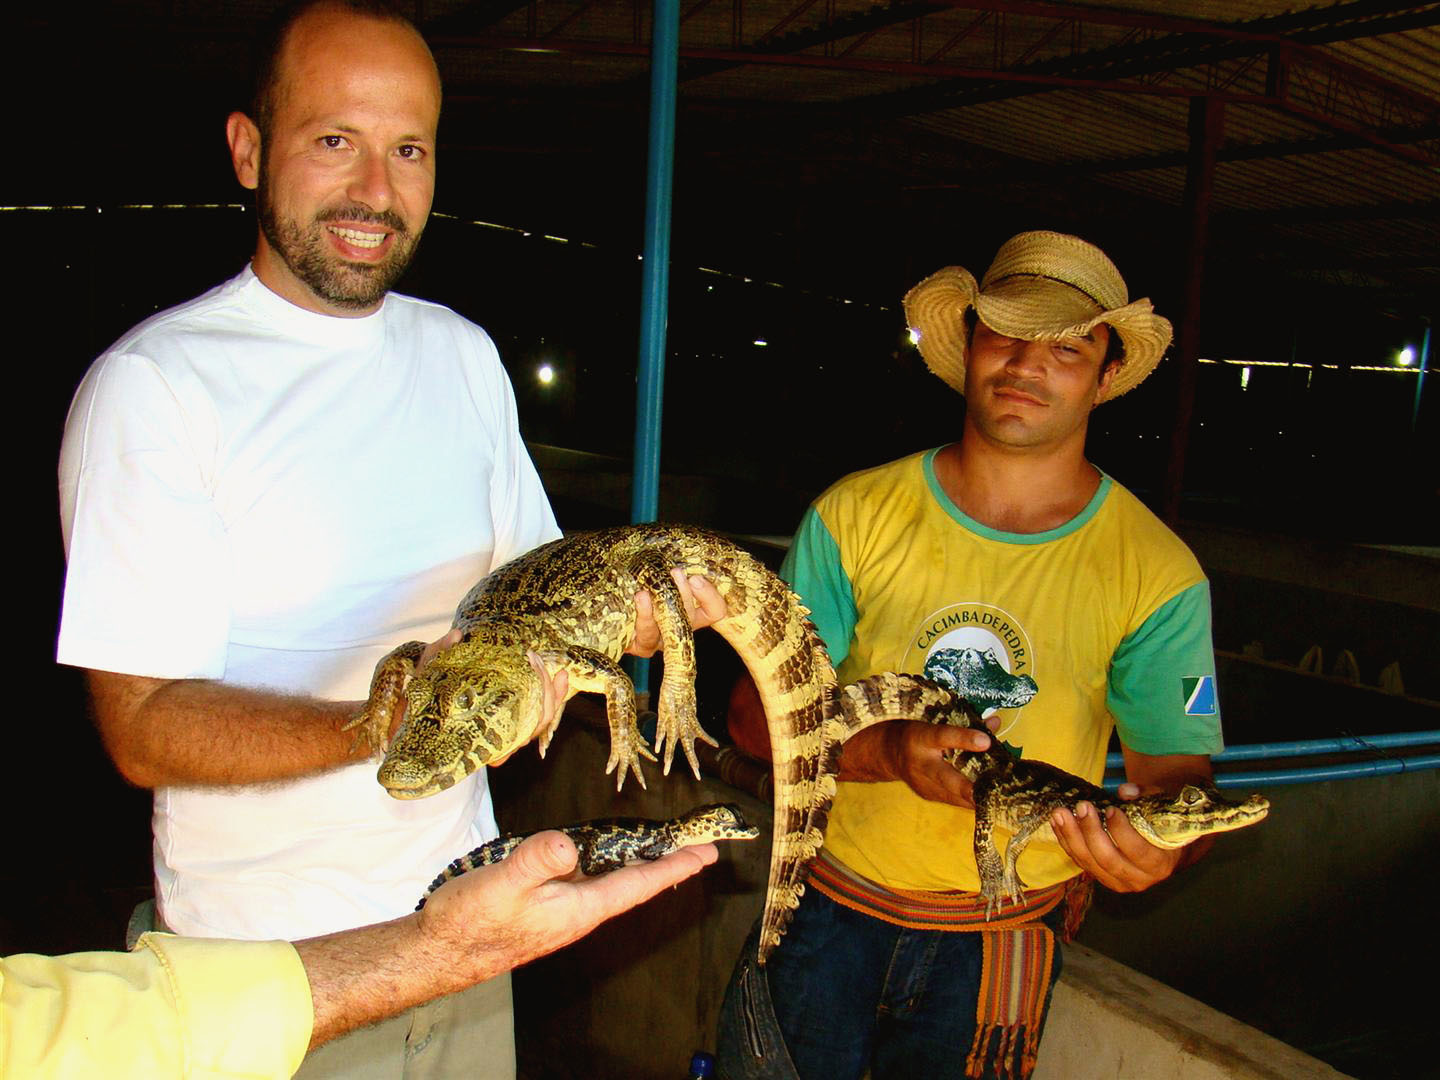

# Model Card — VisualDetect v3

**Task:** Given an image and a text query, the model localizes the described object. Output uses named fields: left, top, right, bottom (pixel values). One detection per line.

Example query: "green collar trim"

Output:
left=922, top=445, right=1111, bottom=545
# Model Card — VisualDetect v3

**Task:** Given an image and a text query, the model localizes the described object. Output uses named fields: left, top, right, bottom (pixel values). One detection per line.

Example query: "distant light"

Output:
left=753, top=338, right=768, bottom=347
left=537, top=363, right=555, bottom=386
left=1240, top=366, right=1252, bottom=390
left=1398, top=346, right=1416, bottom=366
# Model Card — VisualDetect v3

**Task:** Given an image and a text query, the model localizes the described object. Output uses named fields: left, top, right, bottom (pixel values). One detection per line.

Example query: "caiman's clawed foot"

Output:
left=344, top=640, right=427, bottom=756
left=343, top=704, right=392, bottom=757
left=977, top=854, right=1027, bottom=919
left=605, top=724, right=658, bottom=792
left=653, top=689, right=718, bottom=781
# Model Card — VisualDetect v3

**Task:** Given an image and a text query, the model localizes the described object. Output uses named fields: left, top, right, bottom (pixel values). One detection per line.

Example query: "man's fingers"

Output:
left=506, top=830, right=581, bottom=885
left=586, top=845, right=718, bottom=913
left=666, top=569, right=698, bottom=621
left=419, top=628, right=463, bottom=669
left=1051, top=804, right=1110, bottom=866
left=1051, top=803, right=1178, bottom=894
left=629, top=573, right=727, bottom=659
left=920, top=720, right=990, bottom=753
left=629, top=591, right=660, bottom=657
left=675, top=570, right=727, bottom=626
left=524, top=652, right=568, bottom=749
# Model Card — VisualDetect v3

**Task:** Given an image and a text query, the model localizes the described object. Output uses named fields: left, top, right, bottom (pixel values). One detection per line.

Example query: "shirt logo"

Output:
left=1183, top=675, right=1217, bottom=716
left=906, top=601, right=1036, bottom=738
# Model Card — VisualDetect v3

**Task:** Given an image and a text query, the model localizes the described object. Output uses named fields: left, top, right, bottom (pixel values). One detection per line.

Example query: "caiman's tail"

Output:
left=835, top=671, right=983, bottom=737
left=673, top=529, right=845, bottom=963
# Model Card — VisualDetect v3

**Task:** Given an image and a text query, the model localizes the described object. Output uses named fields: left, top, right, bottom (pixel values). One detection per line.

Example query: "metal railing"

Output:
left=1103, top=730, right=1440, bottom=789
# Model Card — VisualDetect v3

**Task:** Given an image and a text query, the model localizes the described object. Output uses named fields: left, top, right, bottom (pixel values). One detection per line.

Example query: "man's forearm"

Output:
left=294, top=913, right=461, bottom=1051
left=89, top=670, right=365, bottom=788
left=294, top=831, right=719, bottom=1051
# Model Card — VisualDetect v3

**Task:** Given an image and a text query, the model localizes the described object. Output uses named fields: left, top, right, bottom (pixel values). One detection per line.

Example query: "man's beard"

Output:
left=258, top=187, right=421, bottom=311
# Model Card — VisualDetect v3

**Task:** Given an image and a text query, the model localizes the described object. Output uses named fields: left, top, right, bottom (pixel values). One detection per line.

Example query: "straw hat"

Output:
left=902, top=231, right=1172, bottom=402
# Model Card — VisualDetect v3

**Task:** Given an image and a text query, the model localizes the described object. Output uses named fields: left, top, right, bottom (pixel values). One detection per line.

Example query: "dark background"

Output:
left=4, top=3, right=1437, bottom=1076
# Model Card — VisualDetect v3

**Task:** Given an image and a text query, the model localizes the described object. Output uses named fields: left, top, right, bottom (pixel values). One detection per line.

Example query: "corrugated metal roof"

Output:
left=24, top=0, right=1440, bottom=320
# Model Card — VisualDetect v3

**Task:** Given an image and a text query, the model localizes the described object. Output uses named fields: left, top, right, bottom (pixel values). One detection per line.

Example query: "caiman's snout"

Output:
left=377, top=754, right=461, bottom=799
left=1237, top=792, right=1271, bottom=821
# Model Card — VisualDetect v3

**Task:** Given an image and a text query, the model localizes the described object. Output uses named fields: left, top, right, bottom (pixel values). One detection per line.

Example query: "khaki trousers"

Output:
left=294, top=972, right=516, bottom=1080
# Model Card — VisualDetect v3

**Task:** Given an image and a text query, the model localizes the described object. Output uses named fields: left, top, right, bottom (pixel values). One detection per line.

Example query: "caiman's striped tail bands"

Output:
left=679, top=534, right=845, bottom=963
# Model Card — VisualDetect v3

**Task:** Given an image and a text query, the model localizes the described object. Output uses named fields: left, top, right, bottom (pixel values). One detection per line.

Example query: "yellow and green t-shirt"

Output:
left=784, top=447, right=1224, bottom=895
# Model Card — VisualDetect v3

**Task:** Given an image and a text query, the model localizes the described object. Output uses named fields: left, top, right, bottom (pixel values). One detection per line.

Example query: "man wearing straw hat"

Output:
left=717, top=231, right=1223, bottom=1079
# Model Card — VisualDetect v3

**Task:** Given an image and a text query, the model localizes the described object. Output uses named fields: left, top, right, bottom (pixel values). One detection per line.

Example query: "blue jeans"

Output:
left=715, top=888, right=1062, bottom=1080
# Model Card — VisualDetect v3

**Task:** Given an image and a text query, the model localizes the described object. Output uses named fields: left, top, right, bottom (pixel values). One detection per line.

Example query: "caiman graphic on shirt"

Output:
left=908, top=602, right=1038, bottom=744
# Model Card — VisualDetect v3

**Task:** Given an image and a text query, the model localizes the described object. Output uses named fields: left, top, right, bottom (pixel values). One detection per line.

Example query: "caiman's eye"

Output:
left=453, top=690, right=474, bottom=711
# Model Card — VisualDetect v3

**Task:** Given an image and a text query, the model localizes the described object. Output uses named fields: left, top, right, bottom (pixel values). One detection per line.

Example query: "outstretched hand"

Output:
left=298, top=830, right=716, bottom=1049
left=419, top=829, right=718, bottom=979
left=628, top=570, right=728, bottom=658
left=837, top=718, right=996, bottom=810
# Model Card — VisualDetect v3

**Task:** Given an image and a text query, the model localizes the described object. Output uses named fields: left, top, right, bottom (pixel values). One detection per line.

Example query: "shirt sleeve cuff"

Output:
left=139, top=933, right=314, bottom=1077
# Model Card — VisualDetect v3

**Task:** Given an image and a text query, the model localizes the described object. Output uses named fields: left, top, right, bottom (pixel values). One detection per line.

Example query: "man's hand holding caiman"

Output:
left=836, top=719, right=996, bottom=810
left=629, top=571, right=729, bottom=657
left=1050, top=749, right=1219, bottom=893
left=1049, top=793, right=1192, bottom=893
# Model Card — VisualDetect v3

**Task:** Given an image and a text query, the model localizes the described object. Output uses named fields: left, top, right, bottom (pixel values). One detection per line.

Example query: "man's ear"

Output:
left=1094, top=359, right=1118, bottom=406
left=226, top=112, right=262, bottom=191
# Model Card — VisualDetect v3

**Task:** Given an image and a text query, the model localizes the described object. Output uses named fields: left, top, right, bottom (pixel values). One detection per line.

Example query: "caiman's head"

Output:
left=377, top=646, right=542, bottom=800
left=1119, top=784, right=1270, bottom=849
left=674, top=803, right=761, bottom=846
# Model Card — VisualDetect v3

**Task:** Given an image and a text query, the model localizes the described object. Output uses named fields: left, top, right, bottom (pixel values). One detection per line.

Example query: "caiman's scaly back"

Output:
left=416, top=803, right=760, bottom=908
left=350, top=524, right=846, bottom=961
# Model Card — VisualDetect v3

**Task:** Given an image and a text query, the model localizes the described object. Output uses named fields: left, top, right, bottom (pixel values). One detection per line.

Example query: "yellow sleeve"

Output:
left=1, top=933, right=313, bottom=1079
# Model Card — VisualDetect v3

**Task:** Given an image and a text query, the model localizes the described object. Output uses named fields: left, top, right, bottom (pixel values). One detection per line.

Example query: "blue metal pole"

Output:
left=631, top=0, right=678, bottom=526
left=1099, top=731, right=1440, bottom=790
left=1104, top=730, right=1440, bottom=769
left=629, top=0, right=679, bottom=708
left=1100, top=754, right=1440, bottom=791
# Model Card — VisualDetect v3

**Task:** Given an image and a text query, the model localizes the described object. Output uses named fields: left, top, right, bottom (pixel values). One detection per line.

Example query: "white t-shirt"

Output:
left=57, top=266, right=560, bottom=940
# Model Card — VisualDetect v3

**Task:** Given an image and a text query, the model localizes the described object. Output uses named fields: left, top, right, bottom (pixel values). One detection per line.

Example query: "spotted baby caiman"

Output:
left=349, top=524, right=848, bottom=962
left=836, top=672, right=1270, bottom=917
left=415, top=803, right=759, bottom=909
